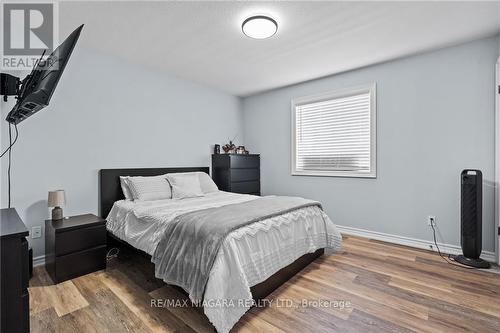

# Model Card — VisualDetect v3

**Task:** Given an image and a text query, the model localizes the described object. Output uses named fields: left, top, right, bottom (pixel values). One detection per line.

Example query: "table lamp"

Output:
left=48, top=190, right=65, bottom=220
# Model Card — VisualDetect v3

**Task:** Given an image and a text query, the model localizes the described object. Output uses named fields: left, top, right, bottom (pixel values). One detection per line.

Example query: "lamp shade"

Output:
left=48, top=190, right=65, bottom=207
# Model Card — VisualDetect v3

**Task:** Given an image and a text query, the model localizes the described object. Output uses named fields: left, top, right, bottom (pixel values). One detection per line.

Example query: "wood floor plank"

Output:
left=71, top=272, right=156, bottom=333
left=149, top=286, right=215, bottom=333
left=386, top=255, right=500, bottom=288
left=108, top=250, right=165, bottom=292
left=330, top=249, right=500, bottom=318
left=30, top=308, right=61, bottom=333
left=348, top=236, right=448, bottom=263
left=29, top=280, right=90, bottom=317
left=353, top=269, right=500, bottom=333
left=79, top=286, right=154, bottom=333
left=347, top=309, right=416, bottom=333
left=302, top=261, right=430, bottom=321
left=72, top=271, right=109, bottom=296
left=50, top=281, right=91, bottom=317
left=29, top=235, right=500, bottom=333
left=307, top=267, right=430, bottom=320
left=389, top=277, right=500, bottom=318
left=293, top=274, right=453, bottom=333
left=58, top=306, right=113, bottom=333
left=30, top=266, right=55, bottom=287
left=342, top=241, right=418, bottom=262
left=248, top=299, right=338, bottom=333
left=335, top=243, right=500, bottom=296
left=99, top=269, right=197, bottom=333
left=231, top=311, right=286, bottom=333
left=29, top=285, right=54, bottom=315
left=328, top=252, right=457, bottom=292
left=279, top=281, right=353, bottom=320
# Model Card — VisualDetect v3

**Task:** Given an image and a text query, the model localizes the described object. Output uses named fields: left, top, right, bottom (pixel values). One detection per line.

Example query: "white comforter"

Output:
left=106, top=191, right=342, bottom=333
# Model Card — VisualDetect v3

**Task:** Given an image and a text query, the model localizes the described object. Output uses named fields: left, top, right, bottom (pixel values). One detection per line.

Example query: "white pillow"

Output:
left=126, top=175, right=172, bottom=201
left=165, top=173, right=204, bottom=199
left=119, top=176, right=133, bottom=200
left=167, top=172, right=218, bottom=194
left=198, top=172, right=219, bottom=193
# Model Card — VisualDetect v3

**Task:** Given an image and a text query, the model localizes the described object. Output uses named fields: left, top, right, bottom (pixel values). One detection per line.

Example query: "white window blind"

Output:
left=291, top=84, right=376, bottom=178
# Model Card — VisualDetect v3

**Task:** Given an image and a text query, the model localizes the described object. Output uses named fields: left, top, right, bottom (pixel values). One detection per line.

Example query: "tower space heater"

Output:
left=455, top=169, right=490, bottom=268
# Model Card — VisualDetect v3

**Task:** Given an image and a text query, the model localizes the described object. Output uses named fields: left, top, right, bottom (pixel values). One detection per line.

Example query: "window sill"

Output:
left=291, top=170, right=376, bottom=178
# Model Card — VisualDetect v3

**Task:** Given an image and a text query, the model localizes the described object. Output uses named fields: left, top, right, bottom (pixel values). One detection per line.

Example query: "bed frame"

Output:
left=99, top=167, right=324, bottom=301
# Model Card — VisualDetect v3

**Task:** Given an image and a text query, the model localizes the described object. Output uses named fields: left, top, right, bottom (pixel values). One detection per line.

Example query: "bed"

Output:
left=99, top=167, right=342, bottom=333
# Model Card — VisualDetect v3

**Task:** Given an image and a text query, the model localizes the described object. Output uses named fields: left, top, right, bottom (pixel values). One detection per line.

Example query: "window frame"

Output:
left=290, top=83, right=377, bottom=178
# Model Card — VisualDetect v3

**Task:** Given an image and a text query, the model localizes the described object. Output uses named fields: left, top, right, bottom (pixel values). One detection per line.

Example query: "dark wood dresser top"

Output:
left=0, top=208, right=28, bottom=239
left=46, top=214, right=106, bottom=233
left=213, top=154, right=260, bottom=157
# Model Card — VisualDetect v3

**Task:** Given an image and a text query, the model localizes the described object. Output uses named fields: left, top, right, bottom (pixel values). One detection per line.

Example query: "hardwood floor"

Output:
left=29, top=235, right=500, bottom=332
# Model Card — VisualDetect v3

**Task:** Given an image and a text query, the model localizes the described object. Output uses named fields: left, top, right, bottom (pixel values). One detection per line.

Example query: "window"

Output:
left=291, top=84, right=376, bottom=178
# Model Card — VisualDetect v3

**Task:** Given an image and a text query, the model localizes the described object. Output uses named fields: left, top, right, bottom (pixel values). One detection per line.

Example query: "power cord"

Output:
left=106, top=247, right=120, bottom=261
left=1, top=123, right=19, bottom=208
left=430, top=222, right=476, bottom=270
left=8, top=124, right=12, bottom=208
left=0, top=122, right=18, bottom=158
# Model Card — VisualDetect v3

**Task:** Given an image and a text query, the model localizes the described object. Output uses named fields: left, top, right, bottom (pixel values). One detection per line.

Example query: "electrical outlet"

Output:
left=31, top=226, right=42, bottom=239
left=427, top=216, right=436, bottom=227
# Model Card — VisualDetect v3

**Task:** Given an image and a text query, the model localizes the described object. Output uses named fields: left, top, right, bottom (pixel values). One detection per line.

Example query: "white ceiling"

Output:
left=60, top=1, right=500, bottom=97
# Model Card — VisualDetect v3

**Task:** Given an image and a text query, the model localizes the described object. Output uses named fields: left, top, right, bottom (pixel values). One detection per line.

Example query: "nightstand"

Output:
left=45, top=214, right=107, bottom=284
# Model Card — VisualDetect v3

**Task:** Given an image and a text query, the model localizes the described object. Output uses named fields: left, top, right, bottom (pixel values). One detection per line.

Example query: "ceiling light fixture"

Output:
left=242, top=15, right=278, bottom=39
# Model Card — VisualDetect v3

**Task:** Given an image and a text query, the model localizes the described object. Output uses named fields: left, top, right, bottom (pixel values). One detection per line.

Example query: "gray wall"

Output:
left=0, top=48, right=243, bottom=257
left=1, top=35, right=499, bottom=258
left=243, top=36, right=500, bottom=252
left=498, top=34, right=500, bottom=55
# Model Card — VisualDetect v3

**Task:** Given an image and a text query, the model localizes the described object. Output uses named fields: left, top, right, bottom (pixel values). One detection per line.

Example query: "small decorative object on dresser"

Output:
left=48, top=190, right=65, bottom=220
left=45, top=214, right=106, bottom=284
left=212, top=154, right=260, bottom=195
left=222, top=140, right=236, bottom=154
left=236, top=145, right=248, bottom=154
left=214, top=144, right=221, bottom=154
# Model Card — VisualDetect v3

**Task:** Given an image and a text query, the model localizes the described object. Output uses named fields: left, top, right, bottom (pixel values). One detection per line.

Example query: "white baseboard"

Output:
left=336, top=225, right=497, bottom=263
left=33, top=255, right=46, bottom=267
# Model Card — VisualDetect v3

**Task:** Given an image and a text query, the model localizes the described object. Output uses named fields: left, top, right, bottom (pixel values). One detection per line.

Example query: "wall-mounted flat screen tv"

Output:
left=5, top=24, right=84, bottom=124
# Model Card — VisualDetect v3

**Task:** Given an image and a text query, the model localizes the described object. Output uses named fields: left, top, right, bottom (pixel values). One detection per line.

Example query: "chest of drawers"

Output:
left=212, top=154, right=260, bottom=196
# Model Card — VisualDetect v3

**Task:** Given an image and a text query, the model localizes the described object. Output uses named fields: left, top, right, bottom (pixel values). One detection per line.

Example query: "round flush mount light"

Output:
left=242, top=15, right=278, bottom=39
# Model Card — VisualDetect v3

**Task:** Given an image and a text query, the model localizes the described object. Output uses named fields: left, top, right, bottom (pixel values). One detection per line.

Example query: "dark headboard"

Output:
left=99, top=167, right=209, bottom=218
